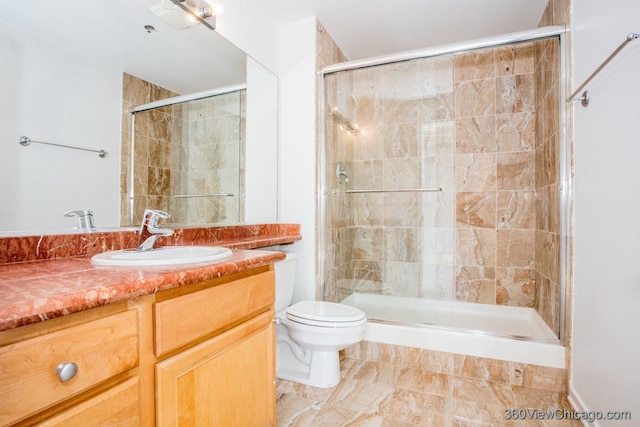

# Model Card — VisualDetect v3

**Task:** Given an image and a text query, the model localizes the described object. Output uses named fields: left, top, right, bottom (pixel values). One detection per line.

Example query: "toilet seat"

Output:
left=286, top=301, right=366, bottom=328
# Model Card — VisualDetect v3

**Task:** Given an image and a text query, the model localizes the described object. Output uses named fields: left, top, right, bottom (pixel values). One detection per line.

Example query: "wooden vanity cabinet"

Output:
left=0, top=265, right=276, bottom=427
left=0, top=307, right=141, bottom=426
left=153, top=267, right=276, bottom=426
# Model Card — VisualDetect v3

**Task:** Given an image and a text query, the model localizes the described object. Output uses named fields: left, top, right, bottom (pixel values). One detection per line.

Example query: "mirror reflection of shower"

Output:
left=126, top=82, right=246, bottom=226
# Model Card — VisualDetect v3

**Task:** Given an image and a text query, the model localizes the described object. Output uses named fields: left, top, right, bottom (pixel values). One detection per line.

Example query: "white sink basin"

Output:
left=91, top=246, right=232, bottom=267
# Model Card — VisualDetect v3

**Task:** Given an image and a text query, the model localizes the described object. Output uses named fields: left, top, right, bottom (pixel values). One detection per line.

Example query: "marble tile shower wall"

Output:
left=534, top=39, right=561, bottom=334
left=120, top=73, right=245, bottom=226
left=181, top=91, right=245, bottom=224
left=325, top=41, right=560, bottom=332
left=121, top=73, right=178, bottom=225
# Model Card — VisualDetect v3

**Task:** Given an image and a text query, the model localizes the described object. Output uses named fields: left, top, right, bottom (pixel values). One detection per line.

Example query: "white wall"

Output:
left=245, top=57, right=279, bottom=222
left=570, top=1, right=640, bottom=424
left=278, top=17, right=318, bottom=302
left=0, top=23, right=122, bottom=232
left=213, top=0, right=280, bottom=74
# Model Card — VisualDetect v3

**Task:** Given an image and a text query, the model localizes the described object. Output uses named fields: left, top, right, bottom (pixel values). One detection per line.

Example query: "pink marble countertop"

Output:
left=0, top=249, right=285, bottom=332
left=0, top=224, right=300, bottom=332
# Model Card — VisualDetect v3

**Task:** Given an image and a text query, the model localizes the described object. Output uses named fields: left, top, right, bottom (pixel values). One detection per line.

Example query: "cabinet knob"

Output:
left=56, top=362, right=78, bottom=382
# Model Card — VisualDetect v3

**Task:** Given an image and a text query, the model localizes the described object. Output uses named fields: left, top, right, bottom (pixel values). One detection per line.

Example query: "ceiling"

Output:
left=0, top=0, right=549, bottom=93
left=262, top=0, right=549, bottom=60
left=0, top=0, right=247, bottom=94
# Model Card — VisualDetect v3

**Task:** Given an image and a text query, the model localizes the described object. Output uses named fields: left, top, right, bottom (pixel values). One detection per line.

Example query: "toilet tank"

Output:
left=273, top=252, right=297, bottom=313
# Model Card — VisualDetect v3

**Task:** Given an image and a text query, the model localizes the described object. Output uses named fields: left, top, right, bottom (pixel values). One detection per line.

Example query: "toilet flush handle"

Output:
left=272, top=317, right=282, bottom=325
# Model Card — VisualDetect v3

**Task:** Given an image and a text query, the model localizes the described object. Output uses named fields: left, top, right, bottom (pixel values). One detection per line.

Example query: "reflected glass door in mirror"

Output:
left=121, top=74, right=245, bottom=226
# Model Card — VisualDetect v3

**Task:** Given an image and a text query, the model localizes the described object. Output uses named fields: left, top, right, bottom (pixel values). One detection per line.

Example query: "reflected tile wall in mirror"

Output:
left=121, top=74, right=245, bottom=227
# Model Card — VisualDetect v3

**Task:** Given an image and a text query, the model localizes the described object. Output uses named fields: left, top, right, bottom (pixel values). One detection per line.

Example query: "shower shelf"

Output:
left=345, top=188, right=442, bottom=194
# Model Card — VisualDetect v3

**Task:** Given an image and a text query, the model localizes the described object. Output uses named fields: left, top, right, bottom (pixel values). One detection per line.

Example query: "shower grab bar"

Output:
left=346, top=188, right=442, bottom=194
left=567, top=32, right=639, bottom=107
left=19, top=136, right=107, bottom=158
left=172, top=193, right=234, bottom=198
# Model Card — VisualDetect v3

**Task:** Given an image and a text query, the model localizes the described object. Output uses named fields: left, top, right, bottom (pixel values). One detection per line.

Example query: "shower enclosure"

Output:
left=320, top=27, right=567, bottom=342
left=126, top=85, right=246, bottom=226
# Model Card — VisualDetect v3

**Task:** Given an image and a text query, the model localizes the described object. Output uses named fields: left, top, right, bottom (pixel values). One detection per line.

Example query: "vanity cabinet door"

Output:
left=155, top=310, right=275, bottom=427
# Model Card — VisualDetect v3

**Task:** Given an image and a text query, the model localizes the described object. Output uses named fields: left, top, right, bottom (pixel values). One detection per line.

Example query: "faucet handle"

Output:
left=64, top=209, right=95, bottom=230
left=142, top=208, right=171, bottom=221
left=64, top=209, right=92, bottom=217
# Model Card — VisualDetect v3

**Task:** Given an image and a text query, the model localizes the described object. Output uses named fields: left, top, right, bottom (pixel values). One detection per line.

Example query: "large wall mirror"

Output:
left=0, top=0, right=278, bottom=234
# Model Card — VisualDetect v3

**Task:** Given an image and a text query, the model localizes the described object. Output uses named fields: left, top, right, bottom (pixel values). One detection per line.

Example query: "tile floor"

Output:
left=276, top=349, right=582, bottom=426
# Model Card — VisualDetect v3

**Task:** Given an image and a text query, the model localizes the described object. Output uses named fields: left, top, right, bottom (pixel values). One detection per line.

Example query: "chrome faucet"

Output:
left=136, top=209, right=174, bottom=251
left=64, top=209, right=95, bottom=230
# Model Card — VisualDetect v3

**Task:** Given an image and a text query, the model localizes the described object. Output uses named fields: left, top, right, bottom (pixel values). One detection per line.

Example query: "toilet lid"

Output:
left=286, top=301, right=366, bottom=327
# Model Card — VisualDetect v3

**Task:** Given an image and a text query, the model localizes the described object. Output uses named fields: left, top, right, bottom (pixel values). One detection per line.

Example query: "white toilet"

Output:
left=273, top=252, right=366, bottom=388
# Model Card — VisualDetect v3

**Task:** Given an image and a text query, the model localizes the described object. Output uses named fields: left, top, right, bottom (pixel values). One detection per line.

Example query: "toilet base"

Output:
left=276, top=327, right=341, bottom=388
left=276, top=346, right=341, bottom=388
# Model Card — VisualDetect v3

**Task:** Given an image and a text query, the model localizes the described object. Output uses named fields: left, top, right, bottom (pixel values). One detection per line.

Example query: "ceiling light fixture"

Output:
left=150, top=0, right=216, bottom=31
left=168, top=0, right=216, bottom=30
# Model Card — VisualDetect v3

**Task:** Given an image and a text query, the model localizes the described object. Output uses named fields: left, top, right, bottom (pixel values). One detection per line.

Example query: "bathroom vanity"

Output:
left=0, top=224, right=300, bottom=426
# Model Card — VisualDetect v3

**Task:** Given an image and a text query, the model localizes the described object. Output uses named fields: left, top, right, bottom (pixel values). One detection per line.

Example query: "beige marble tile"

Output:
left=381, top=90, right=419, bottom=125
left=455, top=49, right=496, bottom=82
left=420, top=120, right=455, bottom=157
left=383, top=193, right=422, bottom=227
left=497, top=112, right=536, bottom=152
left=497, top=191, right=536, bottom=230
left=496, top=43, right=535, bottom=77
left=454, top=355, right=514, bottom=384
left=497, top=152, right=535, bottom=190
left=521, top=364, right=566, bottom=393
left=395, top=367, right=450, bottom=396
left=384, top=228, right=420, bottom=262
left=455, top=266, right=497, bottom=304
left=377, top=389, right=449, bottom=426
left=456, top=116, right=497, bottom=154
left=453, top=377, right=516, bottom=407
left=353, top=227, right=384, bottom=260
left=456, top=153, right=498, bottom=192
left=326, top=378, right=394, bottom=413
left=496, top=74, right=535, bottom=115
left=496, top=230, right=535, bottom=268
left=379, top=60, right=416, bottom=91
left=452, top=399, right=518, bottom=426
left=418, top=55, right=454, bottom=94
left=496, top=267, right=536, bottom=307
left=353, top=193, right=384, bottom=226
left=306, top=405, right=360, bottom=426
left=400, top=347, right=454, bottom=373
left=382, top=124, right=418, bottom=158
left=456, top=228, right=497, bottom=267
left=344, top=360, right=398, bottom=386
left=456, top=191, right=497, bottom=228
left=455, top=79, right=496, bottom=118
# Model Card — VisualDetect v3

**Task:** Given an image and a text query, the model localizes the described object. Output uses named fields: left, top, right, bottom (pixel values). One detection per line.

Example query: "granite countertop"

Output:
left=0, top=224, right=300, bottom=332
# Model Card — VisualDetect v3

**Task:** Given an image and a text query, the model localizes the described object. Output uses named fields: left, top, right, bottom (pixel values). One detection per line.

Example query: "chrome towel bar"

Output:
left=346, top=188, right=442, bottom=194
left=172, top=193, right=234, bottom=198
left=19, top=136, right=107, bottom=158
left=567, top=32, right=639, bottom=107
